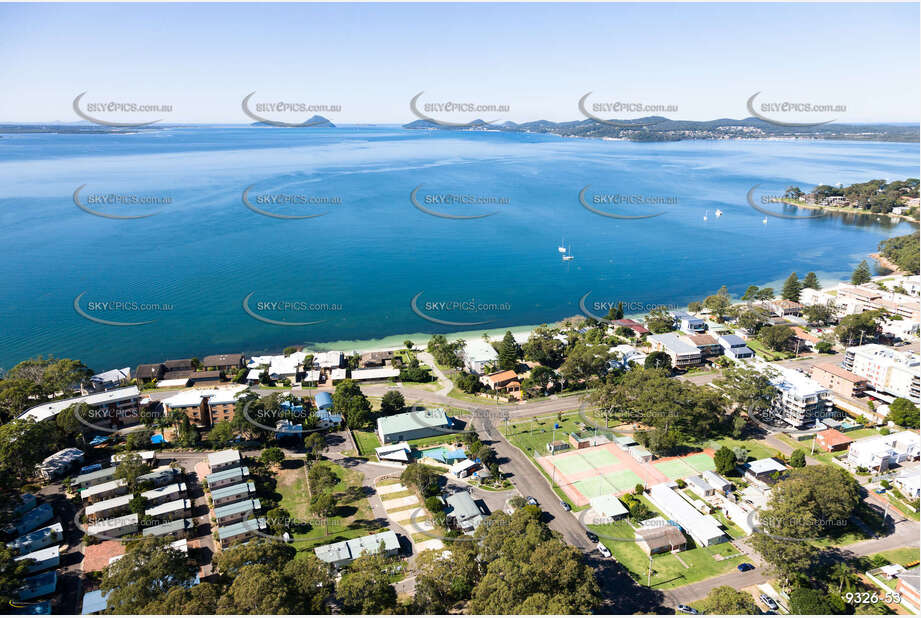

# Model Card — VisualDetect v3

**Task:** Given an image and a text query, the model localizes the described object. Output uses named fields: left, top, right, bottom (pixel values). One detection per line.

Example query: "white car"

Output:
left=596, top=542, right=611, bottom=558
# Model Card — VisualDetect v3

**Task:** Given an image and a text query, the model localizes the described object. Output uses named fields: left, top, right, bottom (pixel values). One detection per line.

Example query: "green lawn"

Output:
left=699, top=437, right=781, bottom=463
left=747, top=339, right=795, bottom=361
left=845, top=428, right=883, bottom=440
left=353, top=430, right=381, bottom=457
left=275, top=462, right=381, bottom=553
left=406, top=433, right=468, bottom=449
left=503, top=412, right=590, bottom=456
left=871, top=547, right=921, bottom=567
left=590, top=517, right=748, bottom=590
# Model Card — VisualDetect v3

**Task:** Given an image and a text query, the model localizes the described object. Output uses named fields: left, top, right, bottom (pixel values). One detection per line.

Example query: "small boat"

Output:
left=558, top=238, right=567, bottom=253
left=703, top=210, right=709, bottom=221
left=762, top=217, right=768, bottom=224
left=562, top=245, right=574, bottom=261
left=715, top=209, right=723, bottom=217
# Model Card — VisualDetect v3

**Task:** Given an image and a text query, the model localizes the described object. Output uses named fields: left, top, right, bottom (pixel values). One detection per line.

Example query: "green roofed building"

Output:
left=314, top=530, right=399, bottom=568
left=377, top=408, right=452, bottom=444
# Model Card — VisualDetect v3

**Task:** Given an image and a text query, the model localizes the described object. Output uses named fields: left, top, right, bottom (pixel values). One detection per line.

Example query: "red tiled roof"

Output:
left=82, top=540, right=125, bottom=572
left=817, top=428, right=853, bottom=447
left=813, top=362, right=866, bottom=383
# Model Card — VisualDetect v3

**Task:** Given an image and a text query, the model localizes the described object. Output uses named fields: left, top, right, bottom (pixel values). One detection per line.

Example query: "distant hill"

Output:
left=402, top=116, right=919, bottom=143
left=250, top=115, right=335, bottom=128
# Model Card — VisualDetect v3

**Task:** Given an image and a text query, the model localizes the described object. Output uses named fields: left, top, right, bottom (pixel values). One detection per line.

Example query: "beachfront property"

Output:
left=311, top=351, right=344, bottom=370
left=7, top=523, right=63, bottom=556
left=211, top=481, right=256, bottom=507
left=143, top=518, right=193, bottom=539
left=846, top=431, right=921, bottom=472
left=744, top=458, right=788, bottom=484
left=206, top=466, right=249, bottom=490
left=670, top=311, right=708, bottom=334
left=142, top=482, right=187, bottom=506
left=18, top=386, right=141, bottom=425
left=15, top=545, right=61, bottom=574
left=811, top=363, right=869, bottom=399
left=815, top=428, right=854, bottom=452
left=350, top=366, right=401, bottom=382
left=81, top=367, right=131, bottom=394
left=765, top=363, right=834, bottom=427
left=611, top=319, right=650, bottom=336
left=73, top=466, right=119, bottom=490
left=843, top=344, right=921, bottom=404
left=135, top=359, right=198, bottom=385
left=377, top=408, right=452, bottom=444
left=313, top=530, right=400, bottom=569
left=217, top=517, right=267, bottom=548
left=214, top=498, right=261, bottom=526
left=87, top=514, right=139, bottom=539
left=463, top=339, right=499, bottom=375
left=646, top=333, right=703, bottom=369
left=646, top=483, right=728, bottom=547
left=445, top=490, right=484, bottom=534
left=208, top=449, right=242, bottom=473
left=37, top=447, right=85, bottom=480
left=684, top=333, right=723, bottom=358
left=201, top=353, right=245, bottom=372
left=767, top=299, right=803, bottom=317
left=717, top=334, right=755, bottom=360
left=636, top=522, right=687, bottom=555
left=160, top=385, right=249, bottom=427
left=835, top=284, right=921, bottom=322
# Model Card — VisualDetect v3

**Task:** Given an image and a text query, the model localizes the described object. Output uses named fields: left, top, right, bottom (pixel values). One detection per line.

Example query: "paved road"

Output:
left=662, top=515, right=920, bottom=606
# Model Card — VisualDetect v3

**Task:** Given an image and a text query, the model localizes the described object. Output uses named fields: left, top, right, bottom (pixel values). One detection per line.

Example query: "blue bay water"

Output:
left=0, top=126, right=917, bottom=371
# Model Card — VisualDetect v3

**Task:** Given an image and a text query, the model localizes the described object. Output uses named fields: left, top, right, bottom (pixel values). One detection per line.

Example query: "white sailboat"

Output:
left=762, top=217, right=768, bottom=224
left=558, top=238, right=567, bottom=253
left=715, top=209, right=723, bottom=217
left=703, top=209, right=709, bottom=221
left=562, top=245, right=574, bottom=261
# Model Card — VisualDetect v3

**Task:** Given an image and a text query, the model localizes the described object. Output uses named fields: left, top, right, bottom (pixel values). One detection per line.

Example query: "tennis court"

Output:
left=652, top=459, right=697, bottom=480
left=551, top=453, right=599, bottom=476
left=683, top=453, right=716, bottom=472
left=581, top=449, right=621, bottom=468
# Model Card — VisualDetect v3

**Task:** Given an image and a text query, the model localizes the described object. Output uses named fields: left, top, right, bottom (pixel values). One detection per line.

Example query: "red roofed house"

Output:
left=480, top=370, right=521, bottom=399
left=815, top=428, right=854, bottom=452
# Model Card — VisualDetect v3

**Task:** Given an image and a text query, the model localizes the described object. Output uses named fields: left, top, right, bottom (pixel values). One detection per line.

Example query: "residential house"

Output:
left=87, top=514, right=139, bottom=539
left=647, top=333, right=702, bottom=369
left=141, top=482, right=187, bottom=506
left=744, top=458, right=787, bottom=484
left=135, top=363, right=166, bottom=384
left=37, top=448, right=85, bottom=481
left=588, top=495, right=628, bottom=521
left=214, top=499, right=261, bottom=526
left=480, top=370, right=521, bottom=398
left=811, top=363, right=869, bottom=398
left=768, top=299, right=803, bottom=317
left=206, top=466, right=249, bottom=490
left=85, top=495, right=132, bottom=522
left=359, top=351, right=393, bottom=367
left=449, top=459, right=481, bottom=479
left=717, top=334, right=754, bottom=360
left=894, top=470, right=921, bottom=500
left=73, top=466, right=119, bottom=490
left=815, top=428, right=854, bottom=452
left=686, top=475, right=714, bottom=496
left=462, top=339, right=498, bottom=375
left=211, top=482, right=256, bottom=507
left=683, top=334, right=723, bottom=359
left=701, top=471, right=732, bottom=495
left=350, top=367, right=401, bottom=382
left=144, top=499, right=191, bottom=523
left=635, top=523, right=687, bottom=555
left=201, top=354, right=245, bottom=372
left=375, top=442, right=412, bottom=463
left=208, top=449, right=242, bottom=473
left=6, top=523, right=64, bottom=556
left=847, top=431, right=921, bottom=471
left=612, top=319, right=650, bottom=336
left=671, top=311, right=707, bottom=334
left=607, top=344, right=647, bottom=371
left=14, top=546, right=61, bottom=574
left=82, top=367, right=131, bottom=394
left=5, top=504, right=54, bottom=537
left=142, top=518, right=192, bottom=539
left=445, top=491, right=484, bottom=534
left=19, top=386, right=140, bottom=425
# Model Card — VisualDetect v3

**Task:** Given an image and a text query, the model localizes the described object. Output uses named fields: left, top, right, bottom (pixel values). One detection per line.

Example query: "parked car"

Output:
left=676, top=604, right=699, bottom=615
left=560, top=500, right=571, bottom=512
left=585, top=530, right=599, bottom=543
left=875, top=488, right=887, bottom=494
left=525, top=496, right=538, bottom=506
left=760, top=594, right=778, bottom=611
left=596, top=542, right=611, bottom=558
left=737, top=563, right=755, bottom=572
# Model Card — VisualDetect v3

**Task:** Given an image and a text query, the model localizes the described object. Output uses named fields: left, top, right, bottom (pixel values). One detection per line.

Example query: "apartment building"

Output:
left=766, top=363, right=834, bottom=427
left=160, top=385, right=249, bottom=427
left=843, top=344, right=921, bottom=404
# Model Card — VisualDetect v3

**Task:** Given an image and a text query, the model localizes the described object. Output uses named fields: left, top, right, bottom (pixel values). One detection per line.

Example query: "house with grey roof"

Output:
left=313, top=530, right=400, bottom=569
left=446, top=491, right=483, bottom=534
left=217, top=517, right=267, bottom=548
left=377, top=408, right=452, bottom=444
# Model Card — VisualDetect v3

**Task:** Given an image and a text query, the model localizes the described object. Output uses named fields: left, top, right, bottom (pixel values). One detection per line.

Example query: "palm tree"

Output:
left=830, top=562, right=855, bottom=593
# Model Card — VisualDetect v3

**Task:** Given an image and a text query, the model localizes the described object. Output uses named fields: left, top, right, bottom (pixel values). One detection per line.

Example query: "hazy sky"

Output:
left=0, top=2, right=918, bottom=123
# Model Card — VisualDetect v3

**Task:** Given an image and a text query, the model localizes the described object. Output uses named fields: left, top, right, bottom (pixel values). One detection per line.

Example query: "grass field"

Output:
left=406, top=433, right=468, bottom=449
left=872, top=547, right=921, bottom=566
left=504, top=412, right=587, bottom=455
left=353, top=430, right=381, bottom=457
left=699, top=437, right=779, bottom=462
left=276, top=462, right=381, bottom=553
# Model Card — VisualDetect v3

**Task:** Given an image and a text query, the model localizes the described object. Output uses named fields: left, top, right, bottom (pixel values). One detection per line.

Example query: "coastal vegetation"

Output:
left=878, top=231, right=920, bottom=274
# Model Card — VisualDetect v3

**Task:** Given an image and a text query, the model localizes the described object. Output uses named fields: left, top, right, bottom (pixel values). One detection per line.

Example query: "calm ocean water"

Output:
left=0, top=126, right=917, bottom=371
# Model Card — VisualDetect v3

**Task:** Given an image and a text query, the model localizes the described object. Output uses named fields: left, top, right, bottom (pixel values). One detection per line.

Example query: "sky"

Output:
left=0, top=2, right=918, bottom=124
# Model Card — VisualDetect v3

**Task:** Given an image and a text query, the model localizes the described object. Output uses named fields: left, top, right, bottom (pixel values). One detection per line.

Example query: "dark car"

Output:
left=737, top=563, right=755, bottom=572
left=560, top=500, right=571, bottom=512
left=525, top=496, right=538, bottom=506
left=585, top=530, right=599, bottom=543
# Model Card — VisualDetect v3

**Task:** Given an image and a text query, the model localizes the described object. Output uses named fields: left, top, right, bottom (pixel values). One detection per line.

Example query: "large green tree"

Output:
left=782, top=272, right=802, bottom=301
left=851, top=260, right=872, bottom=285
left=332, top=379, right=372, bottom=428
left=889, top=398, right=920, bottom=429
left=336, top=553, right=398, bottom=614
left=802, top=272, right=821, bottom=290
left=497, top=330, right=520, bottom=371
left=100, top=537, right=196, bottom=614
left=697, top=585, right=759, bottom=614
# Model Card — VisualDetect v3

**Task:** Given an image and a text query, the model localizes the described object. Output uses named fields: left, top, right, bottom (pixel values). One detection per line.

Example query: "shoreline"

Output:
left=779, top=198, right=920, bottom=224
